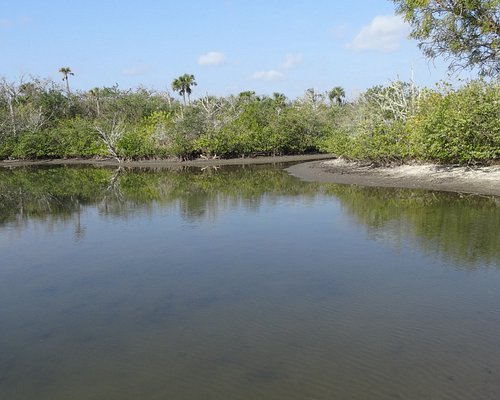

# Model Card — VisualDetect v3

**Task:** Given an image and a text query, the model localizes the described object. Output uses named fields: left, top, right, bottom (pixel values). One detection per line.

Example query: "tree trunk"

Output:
left=7, top=97, right=16, bottom=135
left=65, top=76, right=71, bottom=96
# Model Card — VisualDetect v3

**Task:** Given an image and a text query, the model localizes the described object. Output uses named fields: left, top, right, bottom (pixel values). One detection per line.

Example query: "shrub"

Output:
left=57, top=117, right=106, bottom=157
left=11, top=130, right=62, bottom=159
left=409, top=81, right=500, bottom=163
left=117, top=128, right=157, bottom=159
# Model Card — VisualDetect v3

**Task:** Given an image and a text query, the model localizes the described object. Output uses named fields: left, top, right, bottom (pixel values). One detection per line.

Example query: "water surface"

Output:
left=1, top=165, right=499, bottom=399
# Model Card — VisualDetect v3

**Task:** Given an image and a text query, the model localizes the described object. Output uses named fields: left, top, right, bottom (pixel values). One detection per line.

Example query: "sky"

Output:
left=1, top=0, right=472, bottom=99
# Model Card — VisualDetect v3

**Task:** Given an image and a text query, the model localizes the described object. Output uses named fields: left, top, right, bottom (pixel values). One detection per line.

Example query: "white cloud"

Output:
left=346, top=15, right=407, bottom=53
left=250, top=53, right=299, bottom=83
left=250, top=70, right=285, bottom=81
left=282, top=53, right=303, bottom=69
left=122, top=65, right=150, bottom=76
left=197, top=51, right=226, bottom=66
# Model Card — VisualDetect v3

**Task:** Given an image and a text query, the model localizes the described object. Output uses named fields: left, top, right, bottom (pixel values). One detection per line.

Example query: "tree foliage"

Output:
left=409, top=80, right=500, bottom=163
left=0, top=74, right=498, bottom=165
left=320, top=79, right=499, bottom=164
left=392, top=0, right=500, bottom=76
left=59, top=67, right=74, bottom=95
left=328, top=86, right=346, bottom=106
left=171, top=74, right=197, bottom=105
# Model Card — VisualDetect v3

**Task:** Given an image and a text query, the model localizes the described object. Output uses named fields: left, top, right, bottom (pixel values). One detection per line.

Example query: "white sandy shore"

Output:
left=287, top=159, right=500, bottom=197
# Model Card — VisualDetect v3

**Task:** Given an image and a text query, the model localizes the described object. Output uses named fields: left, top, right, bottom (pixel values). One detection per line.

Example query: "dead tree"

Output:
left=94, top=116, right=125, bottom=162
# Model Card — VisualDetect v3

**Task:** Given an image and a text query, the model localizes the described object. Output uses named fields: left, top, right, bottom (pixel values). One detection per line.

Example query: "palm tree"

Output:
left=328, top=86, right=346, bottom=106
left=171, top=74, right=197, bottom=105
left=272, top=92, right=287, bottom=115
left=272, top=92, right=287, bottom=105
left=59, top=67, right=74, bottom=95
left=89, top=87, right=101, bottom=116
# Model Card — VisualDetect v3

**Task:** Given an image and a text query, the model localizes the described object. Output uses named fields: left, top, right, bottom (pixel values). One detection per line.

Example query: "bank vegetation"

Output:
left=0, top=76, right=498, bottom=165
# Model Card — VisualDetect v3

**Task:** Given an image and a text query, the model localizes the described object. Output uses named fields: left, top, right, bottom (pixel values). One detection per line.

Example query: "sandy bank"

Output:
left=287, top=159, right=500, bottom=197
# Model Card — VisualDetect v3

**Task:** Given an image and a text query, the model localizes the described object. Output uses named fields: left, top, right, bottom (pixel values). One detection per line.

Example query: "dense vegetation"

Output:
left=320, top=79, right=500, bottom=164
left=0, top=75, right=498, bottom=164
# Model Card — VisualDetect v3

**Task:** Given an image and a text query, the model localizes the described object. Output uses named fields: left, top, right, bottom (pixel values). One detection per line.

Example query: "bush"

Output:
left=11, top=130, right=62, bottom=159
left=194, top=128, right=242, bottom=158
left=321, top=80, right=499, bottom=165
left=10, top=117, right=106, bottom=159
left=320, top=122, right=411, bottom=163
left=116, top=129, right=156, bottom=159
left=0, top=135, right=20, bottom=159
left=408, top=81, right=500, bottom=163
left=57, top=117, right=106, bottom=157
left=268, top=106, right=329, bottom=154
left=137, top=110, right=196, bottom=159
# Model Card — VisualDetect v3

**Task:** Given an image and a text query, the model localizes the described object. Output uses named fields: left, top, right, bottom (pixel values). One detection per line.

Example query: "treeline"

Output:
left=0, top=76, right=498, bottom=164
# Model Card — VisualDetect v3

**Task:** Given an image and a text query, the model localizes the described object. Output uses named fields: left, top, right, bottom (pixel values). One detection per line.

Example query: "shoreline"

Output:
left=2, top=155, right=498, bottom=197
left=287, top=159, right=500, bottom=197
left=0, top=154, right=333, bottom=169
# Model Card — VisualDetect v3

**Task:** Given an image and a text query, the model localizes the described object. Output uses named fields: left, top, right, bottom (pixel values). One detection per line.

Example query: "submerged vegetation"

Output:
left=0, top=75, right=498, bottom=164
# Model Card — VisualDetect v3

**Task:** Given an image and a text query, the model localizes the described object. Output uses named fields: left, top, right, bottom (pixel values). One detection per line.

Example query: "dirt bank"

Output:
left=287, top=159, right=500, bottom=197
left=0, top=154, right=333, bottom=169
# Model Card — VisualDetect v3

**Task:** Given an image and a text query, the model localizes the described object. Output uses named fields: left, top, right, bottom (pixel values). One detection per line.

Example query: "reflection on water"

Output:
left=325, top=185, right=500, bottom=269
left=0, top=165, right=499, bottom=399
left=1, top=165, right=498, bottom=268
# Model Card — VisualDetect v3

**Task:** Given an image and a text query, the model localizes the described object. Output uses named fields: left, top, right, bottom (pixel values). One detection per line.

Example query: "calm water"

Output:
left=1, top=164, right=499, bottom=399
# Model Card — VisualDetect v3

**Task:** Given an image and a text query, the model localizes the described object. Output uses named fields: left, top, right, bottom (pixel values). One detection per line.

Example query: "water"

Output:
left=1, top=164, right=499, bottom=399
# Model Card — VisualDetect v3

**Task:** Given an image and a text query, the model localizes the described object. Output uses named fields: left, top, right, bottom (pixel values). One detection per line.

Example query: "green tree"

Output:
left=171, top=74, right=197, bottom=105
left=237, top=91, right=259, bottom=105
left=59, top=67, right=74, bottom=95
left=272, top=92, right=287, bottom=114
left=392, top=0, right=500, bottom=76
left=328, top=86, right=346, bottom=106
left=408, top=80, right=500, bottom=163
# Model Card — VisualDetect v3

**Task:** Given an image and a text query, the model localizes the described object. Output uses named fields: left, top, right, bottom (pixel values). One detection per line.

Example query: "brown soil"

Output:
left=287, top=159, right=500, bottom=197
left=0, top=154, right=333, bottom=169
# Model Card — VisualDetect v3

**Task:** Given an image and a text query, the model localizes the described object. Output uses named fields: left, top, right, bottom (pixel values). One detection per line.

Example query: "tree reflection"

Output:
left=0, top=165, right=498, bottom=269
left=325, top=185, right=500, bottom=269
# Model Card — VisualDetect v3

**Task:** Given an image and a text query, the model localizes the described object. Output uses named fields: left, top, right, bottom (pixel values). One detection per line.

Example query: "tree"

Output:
left=272, top=92, right=287, bottom=115
left=94, top=115, right=125, bottom=162
left=328, top=86, right=346, bottom=106
left=59, top=67, right=74, bottom=95
left=300, top=88, right=324, bottom=111
left=171, top=74, right=197, bottom=105
left=0, top=77, right=20, bottom=135
left=392, top=0, right=500, bottom=77
left=89, top=88, right=102, bottom=116
left=363, top=80, right=421, bottom=122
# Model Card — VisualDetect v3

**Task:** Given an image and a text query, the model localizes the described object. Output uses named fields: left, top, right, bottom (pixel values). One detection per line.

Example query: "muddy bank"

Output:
left=287, top=159, right=500, bottom=197
left=0, top=154, right=334, bottom=169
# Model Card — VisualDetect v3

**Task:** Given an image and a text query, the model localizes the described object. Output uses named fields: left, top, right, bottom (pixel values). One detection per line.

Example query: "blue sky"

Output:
left=1, top=0, right=470, bottom=99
